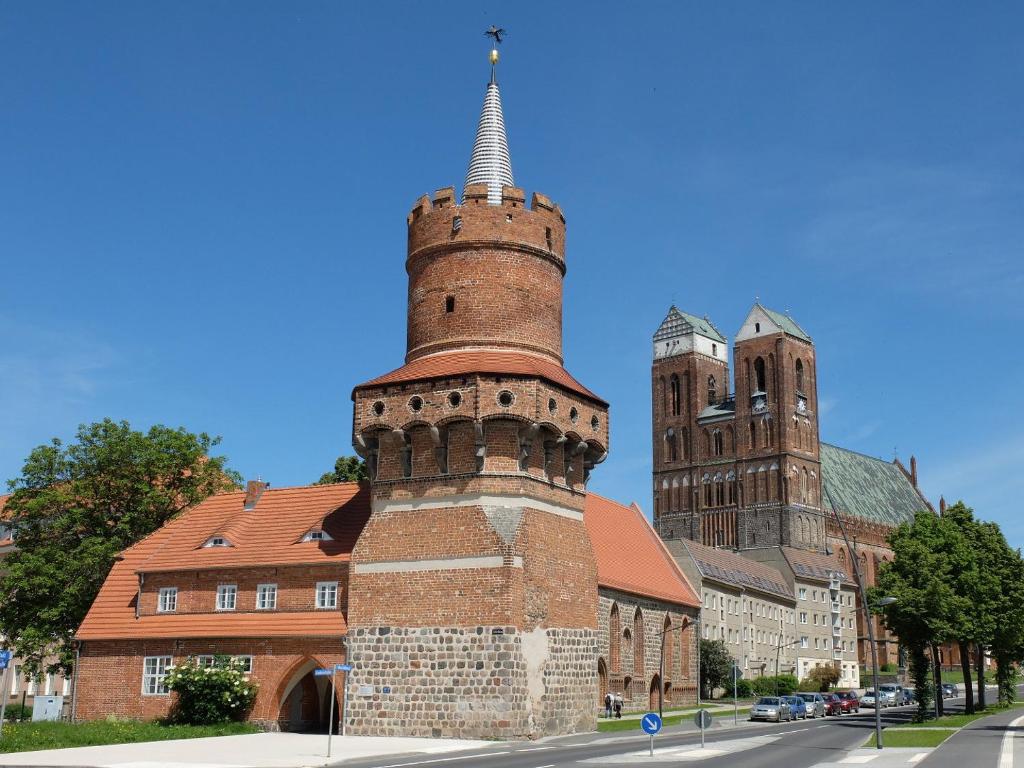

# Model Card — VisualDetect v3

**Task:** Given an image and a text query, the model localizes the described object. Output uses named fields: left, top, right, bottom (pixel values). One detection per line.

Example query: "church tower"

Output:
left=346, top=44, right=607, bottom=740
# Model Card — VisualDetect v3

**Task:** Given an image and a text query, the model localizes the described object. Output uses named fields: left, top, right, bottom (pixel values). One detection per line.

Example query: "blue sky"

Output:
left=2, top=3, right=1022, bottom=546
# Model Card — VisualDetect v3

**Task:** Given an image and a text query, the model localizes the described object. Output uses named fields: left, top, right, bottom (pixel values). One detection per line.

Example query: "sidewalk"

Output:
left=0, top=732, right=497, bottom=767
left=811, top=747, right=933, bottom=768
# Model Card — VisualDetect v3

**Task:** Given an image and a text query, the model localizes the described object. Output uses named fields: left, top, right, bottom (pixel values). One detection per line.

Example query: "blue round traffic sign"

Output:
left=641, top=712, right=663, bottom=735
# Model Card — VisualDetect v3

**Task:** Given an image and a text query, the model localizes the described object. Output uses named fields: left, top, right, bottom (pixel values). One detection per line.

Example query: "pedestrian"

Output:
left=604, top=692, right=613, bottom=719
left=614, top=694, right=623, bottom=719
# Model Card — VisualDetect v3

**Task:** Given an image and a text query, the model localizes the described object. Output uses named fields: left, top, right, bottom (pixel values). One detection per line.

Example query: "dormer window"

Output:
left=302, top=529, right=334, bottom=543
left=203, top=536, right=231, bottom=548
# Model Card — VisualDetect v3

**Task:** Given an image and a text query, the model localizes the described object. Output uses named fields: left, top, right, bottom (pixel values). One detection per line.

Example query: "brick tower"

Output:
left=345, top=45, right=608, bottom=739
left=652, top=303, right=824, bottom=550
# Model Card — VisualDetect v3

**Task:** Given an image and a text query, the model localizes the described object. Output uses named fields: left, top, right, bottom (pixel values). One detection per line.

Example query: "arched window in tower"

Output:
left=663, top=615, right=674, bottom=683
left=795, top=359, right=805, bottom=392
left=801, top=467, right=809, bottom=504
left=670, top=476, right=679, bottom=512
left=661, top=478, right=670, bottom=512
left=713, top=430, right=723, bottom=456
left=633, top=608, right=645, bottom=678
left=726, top=470, right=737, bottom=505
left=707, top=376, right=717, bottom=405
left=754, top=357, right=767, bottom=393
left=747, top=466, right=757, bottom=503
left=769, top=462, right=779, bottom=500
left=702, top=473, right=712, bottom=506
left=609, top=604, right=621, bottom=672
left=714, top=472, right=725, bottom=506
left=749, top=421, right=757, bottom=450
left=665, top=428, right=677, bottom=462
left=725, top=425, right=734, bottom=453
left=670, top=374, right=681, bottom=416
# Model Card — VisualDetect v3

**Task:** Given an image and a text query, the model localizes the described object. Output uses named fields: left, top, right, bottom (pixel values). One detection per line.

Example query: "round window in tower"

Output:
left=569, top=407, right=579, bottom=424
left=497, top=390, right=515, bottom=408
left=447, top=391, right=463, bottom=409
left=408, top=395, right=424, bottom=413
left=372, top=400, right=386, bottom=417
left=591, top=414, right=600, bottom=430
left=548, top=397, right=557, bottom=415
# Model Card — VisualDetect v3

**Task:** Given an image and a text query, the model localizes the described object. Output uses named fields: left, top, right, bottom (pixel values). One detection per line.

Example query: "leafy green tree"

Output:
left=0, top=419, right=239, bottom=675
left=699, top=639, right=734, bottom=699
left=977, top=520, right=1024, bottom=706
left=875, top=510, right=966, bottom=721
left=315, top=455, right=367, bottom=485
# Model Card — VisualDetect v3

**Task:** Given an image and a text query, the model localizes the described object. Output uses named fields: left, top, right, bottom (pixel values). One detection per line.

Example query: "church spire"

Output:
left=464, top=40, right=513, bottom=205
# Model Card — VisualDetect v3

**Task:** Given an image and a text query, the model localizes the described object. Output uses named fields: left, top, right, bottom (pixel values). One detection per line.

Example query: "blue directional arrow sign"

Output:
left=336, top=664, right=353, bottom=672
left=313, top=668, right=332, bottom=677
left=641, top=712, right=662, bottom=735
left=0, top=650, right=11, bottom=670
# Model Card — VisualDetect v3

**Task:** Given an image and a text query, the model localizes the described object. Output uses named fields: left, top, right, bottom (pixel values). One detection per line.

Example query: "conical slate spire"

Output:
left=464, top=71, right=514, bottom=205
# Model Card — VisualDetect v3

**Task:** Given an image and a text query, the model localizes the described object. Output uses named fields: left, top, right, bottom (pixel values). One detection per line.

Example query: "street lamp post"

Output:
left=824, top=486, right=896, bottom=750
left=657, top=617, right=691, bottom=720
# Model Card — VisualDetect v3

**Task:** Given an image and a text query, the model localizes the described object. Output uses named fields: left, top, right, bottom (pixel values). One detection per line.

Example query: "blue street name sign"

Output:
left=641, top=712, right=662, bottom=735
left=313, top=668, right=332, bottom=677
left=336, top=664, right=353, bottom=672
left=0, top=650, right=11, bottom=670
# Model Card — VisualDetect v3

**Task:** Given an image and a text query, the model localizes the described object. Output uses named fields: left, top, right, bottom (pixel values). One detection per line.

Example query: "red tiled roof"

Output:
left=584, top=493, right=700, bottom=607
left=354, top=350, right=607, bottom=405
left=76, top=483, right=370, bottom=641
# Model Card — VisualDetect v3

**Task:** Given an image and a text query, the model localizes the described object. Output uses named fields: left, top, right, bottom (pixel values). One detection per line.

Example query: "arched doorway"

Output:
left=597, top=658, right=608, bottom=707
left=276, top=659, right=340, bottom=733
left=649, top=674, right=661, bottom=711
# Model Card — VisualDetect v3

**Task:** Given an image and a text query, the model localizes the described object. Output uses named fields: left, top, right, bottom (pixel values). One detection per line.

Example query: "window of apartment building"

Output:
left=316, top=581, right=338, bottom=609
left=799, top=588, right=807, bottom=600
left=158, top=587, right=177, bottom=613
left=811, top=590, right=817, bottom=601
left=848, top=618, right=854, bottom=629
left=800, top=636, right=808, bottom=649
left=142, top=656, right=172, bottom=695
left=824, top=639, right=830, bottom=650
left=814, top=614, right=819, bottom=625
left=800, top=612, right=807, bottom=624
left=814, top=638, right=819, bottom=650
left=256, top=583, right=277, bottom=610
left=216, top=584, right=237, bottom=611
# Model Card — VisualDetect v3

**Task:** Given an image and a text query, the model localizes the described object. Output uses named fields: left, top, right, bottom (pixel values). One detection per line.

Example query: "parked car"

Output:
left=838, top=691, right=861, bottom=713
left=823, top=693, right=844, bottom=716
left=795, top=692, right=827, bottom=718
left=861, top=690, right=879, bottom=708
left=941, top=683, right=958, bottom=699
left=879, top=685, right=901, bottom=706
left=750, top=696, right=793, bottom=722
left=785, top=695, right=808, bottom=719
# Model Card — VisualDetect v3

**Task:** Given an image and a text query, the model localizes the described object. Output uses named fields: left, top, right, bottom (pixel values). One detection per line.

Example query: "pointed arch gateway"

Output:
left=274, top=655, right=341, bottom=733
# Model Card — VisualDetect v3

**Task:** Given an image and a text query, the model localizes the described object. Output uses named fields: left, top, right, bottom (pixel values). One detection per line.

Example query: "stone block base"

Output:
left=344, top=625, right=597, bottom=739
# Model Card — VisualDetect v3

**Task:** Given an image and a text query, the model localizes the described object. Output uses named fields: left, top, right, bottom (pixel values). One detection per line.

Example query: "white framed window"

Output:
left=216, top=584, right=237, bottom=611
left=302, top=529, right=334, bottom=542
left=799, top=588, right=807, bottom=600
left=142, top=656, right=172, bottom=695
left=813, top=614, right=818, bottom=625
left=9, top=665, right=16, bottom=695
left=62, top=677, right=72, bottom=695
left=316, top=581, right=338, bottom=609
left=800, top=636, right=808, bottom=649
left=814, top=637, right=820, bottom=649
left=158, top=587, right=178, bottom=613
left=256, top=583, right=278, bottom=610
left=800, top=612, right=807, bottom=624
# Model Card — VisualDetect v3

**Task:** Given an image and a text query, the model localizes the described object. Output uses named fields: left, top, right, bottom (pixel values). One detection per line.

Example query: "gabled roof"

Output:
left=584, top=493, right=700, bottom=607
left=76, top=483, right=370, bottom=641
left=820, top=443, right=929, bottom=527
left=353, top=349, right=606, bottom=406
left=779, top=546, right=850, bottom=585
left=670, top=539, right=794, bottom=601
left=653, top=306, right=727, bottom=344
left=756, top=304, right=812, bottom=342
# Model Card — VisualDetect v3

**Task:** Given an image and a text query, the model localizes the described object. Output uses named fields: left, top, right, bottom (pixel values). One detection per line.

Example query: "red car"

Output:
left=823, top=693, right=844, bottom=716
left=837, top=691, right=860, bottom=713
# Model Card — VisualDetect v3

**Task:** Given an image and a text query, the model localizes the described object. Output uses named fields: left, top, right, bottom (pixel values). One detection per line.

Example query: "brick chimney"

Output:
left=243, top=479, right=269, bottom=510
left=909, top=455, right=918, bottom=488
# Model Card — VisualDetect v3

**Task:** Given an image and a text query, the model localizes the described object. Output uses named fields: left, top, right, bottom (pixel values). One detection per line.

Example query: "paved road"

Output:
left=333, top=702, right=935, bottom=768
left=921, top=704, right=1024, bottom=768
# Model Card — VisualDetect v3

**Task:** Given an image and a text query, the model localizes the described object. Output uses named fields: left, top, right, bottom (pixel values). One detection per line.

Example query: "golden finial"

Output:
left=490, top=48, right=499, bottom=65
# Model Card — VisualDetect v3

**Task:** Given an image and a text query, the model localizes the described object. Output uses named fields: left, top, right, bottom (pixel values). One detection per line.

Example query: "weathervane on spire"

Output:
left=485, top=25, right=506, bottom=82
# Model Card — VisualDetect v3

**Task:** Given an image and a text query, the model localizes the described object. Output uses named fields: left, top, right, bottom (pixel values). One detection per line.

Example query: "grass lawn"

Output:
left=597, top=706, right=752, bottom=732
left=864, top=730, right=955, bottom=748
left=900, top=702, right=1024, bottom=729
left=0, top=720, right=258, bottom=754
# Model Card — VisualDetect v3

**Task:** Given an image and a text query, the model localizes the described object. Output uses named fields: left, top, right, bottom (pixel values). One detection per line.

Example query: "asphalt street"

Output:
left=921, top=703, right=1024, bottom=768
left=334, top=699, right=948, bottom=768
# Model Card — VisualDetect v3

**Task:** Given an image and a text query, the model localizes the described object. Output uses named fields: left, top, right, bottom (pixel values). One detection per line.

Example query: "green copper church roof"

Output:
left=757, top=304, right=812, bottom=343
left=654, top=306, right=727, bottom=344
left=820, top=443, right=929, bottom=526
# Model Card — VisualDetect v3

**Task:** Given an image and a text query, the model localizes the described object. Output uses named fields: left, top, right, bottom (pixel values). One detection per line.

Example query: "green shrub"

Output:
left=880, top=663, right=897, bottom=673
left=735, top=678, right=754, bottom=698
left=164, top=656, right=257, bottom=725
left=3, top=703, right=31, bottom=722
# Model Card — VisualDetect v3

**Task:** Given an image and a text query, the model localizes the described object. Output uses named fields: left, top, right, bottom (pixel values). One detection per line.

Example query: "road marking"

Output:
left=999, top=714, right=1024, bottom=768
left=517, top=746, right=554, bottom=752
left=909, top=753, right=928, bottom=763
left=375, top=752, right=510, bottom=768
left=840, top=756, right=879, bottom=764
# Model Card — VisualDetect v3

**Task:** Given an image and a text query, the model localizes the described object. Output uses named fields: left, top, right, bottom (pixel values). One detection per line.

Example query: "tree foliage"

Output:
left=699, top=639, right=734, bottom=699
left=0, top=419, right=239, bottom=675
left=315, top=455, right=367, bottom=485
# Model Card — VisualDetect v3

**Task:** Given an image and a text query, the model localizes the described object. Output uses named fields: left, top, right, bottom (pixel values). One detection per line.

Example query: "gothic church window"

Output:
left=754, top=357, right=767, bottom=393
left=665, top=428, right=677, bottom=462
left=796, top=359, right=804, bottom=392
left=707, top=376, right=716, bottom=405
left=670, top=374, right=681, bottom=416
left=609, top=604, right=621, bottom=672
left=713, top=430, right=723, bottom=456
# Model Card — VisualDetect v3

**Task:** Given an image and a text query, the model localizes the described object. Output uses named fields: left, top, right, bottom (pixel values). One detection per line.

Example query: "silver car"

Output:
left=795, top=692, right=826, bottom=718
left=750, top=696, right=793, bottom=722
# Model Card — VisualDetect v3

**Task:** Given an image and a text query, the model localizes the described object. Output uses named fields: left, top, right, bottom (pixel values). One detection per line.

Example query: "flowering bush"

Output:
left=164, top=656, right=258, bottom=725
